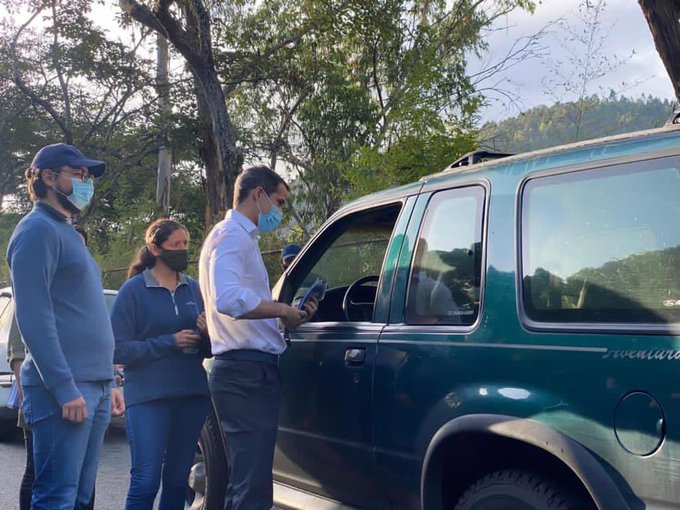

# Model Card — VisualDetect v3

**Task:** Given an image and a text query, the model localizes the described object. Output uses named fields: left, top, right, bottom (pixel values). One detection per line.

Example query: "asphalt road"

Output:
left=0, top=424, right=131, bottom=510
left=0, top=423, right=284, bottom=510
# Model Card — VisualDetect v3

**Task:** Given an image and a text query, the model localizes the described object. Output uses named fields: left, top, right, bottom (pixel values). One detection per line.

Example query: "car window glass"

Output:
left=406, top=186, right=485, bottom=326
left=290, top=204, right=402, bottom=323
left=104, top=293, right=116, bottom=313
left=302, top=226, right=390, bottom=291
left=522, top=156, right=680, bottom=324
left=0, top=295, right=13, bottom=339
left=0, top=296, right=10, bottom=322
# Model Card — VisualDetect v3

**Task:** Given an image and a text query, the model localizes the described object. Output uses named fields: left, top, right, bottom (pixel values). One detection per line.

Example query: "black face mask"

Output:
left=158, top=249, right=188, bottom=273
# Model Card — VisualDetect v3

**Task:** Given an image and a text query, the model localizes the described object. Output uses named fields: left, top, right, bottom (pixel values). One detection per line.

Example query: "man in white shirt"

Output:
left=199, top=165, right=317, bottom=510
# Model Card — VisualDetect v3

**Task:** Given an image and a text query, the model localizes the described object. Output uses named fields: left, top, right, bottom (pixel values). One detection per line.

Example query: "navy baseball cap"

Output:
left=31, top=143, right=106, bottom=177
left=281, top=244, right=301, bottom=261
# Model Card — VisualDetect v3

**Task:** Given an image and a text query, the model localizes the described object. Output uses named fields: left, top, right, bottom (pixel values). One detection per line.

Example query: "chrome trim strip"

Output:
left=289, top=338, right=378, bottom=344
left=273, top=481, right=358, bottom=510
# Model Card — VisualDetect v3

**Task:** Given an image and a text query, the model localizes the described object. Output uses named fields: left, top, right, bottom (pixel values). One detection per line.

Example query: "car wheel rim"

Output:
left=186, top=444, right=206, bottom=510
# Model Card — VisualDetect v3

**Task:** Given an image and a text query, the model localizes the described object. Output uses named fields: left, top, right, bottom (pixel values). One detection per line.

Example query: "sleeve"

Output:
left=111, top=283, right=178, bottom=367
left=190, top=279, right=213, bottom=359
left=7, top=316, right=25, bottom=366
left=8, top=223, right=80, bottom=406
left=210, top=230, right=262, bottom=319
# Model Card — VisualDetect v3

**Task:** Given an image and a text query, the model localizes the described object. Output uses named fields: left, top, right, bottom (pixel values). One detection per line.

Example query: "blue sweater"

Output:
left=111, top=270, right=210, bottom=407
left=7, top=203, right=114, bottom=406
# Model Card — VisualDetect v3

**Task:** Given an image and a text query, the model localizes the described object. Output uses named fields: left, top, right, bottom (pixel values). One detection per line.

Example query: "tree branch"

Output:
left=10, top=5, right=72, bottom=142
left=51, top=0, right=72, bottom=139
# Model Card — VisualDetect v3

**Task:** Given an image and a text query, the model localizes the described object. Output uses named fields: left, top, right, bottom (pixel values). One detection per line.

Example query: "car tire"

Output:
left=187, top=409, right=228, bottom=510
left=454, top=469, right=585, bottom=510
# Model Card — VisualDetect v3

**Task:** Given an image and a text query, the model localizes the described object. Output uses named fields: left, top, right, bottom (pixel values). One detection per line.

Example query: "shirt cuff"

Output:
left=52, top=378, right=82, bottom=407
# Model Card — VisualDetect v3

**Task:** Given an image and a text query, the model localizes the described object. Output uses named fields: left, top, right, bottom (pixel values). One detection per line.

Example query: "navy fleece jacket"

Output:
left=7, top=202, right=114, bottom=406
left=111, top=270, right=210, bottom=407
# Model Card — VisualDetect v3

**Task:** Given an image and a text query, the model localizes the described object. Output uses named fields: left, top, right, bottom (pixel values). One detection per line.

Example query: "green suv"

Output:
left=197, top=117, right=680, bottom=510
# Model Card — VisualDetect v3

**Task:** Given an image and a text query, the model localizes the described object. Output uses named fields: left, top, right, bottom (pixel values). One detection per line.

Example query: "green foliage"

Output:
left=345, top=130, right=478, bottom=199
left=220, top=0, right=532, bottom=230
left=0, top=212, right=22, bottom=288
left=527, top=244, right=680, bottom=323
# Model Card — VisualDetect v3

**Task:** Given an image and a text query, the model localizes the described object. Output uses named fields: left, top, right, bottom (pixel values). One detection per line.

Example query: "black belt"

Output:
left=215, top=349, right=280, bottom=365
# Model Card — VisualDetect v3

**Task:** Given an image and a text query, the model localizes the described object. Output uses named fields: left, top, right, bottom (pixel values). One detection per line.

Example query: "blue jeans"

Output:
left=125, top=396, right=210, bottom=510
left=22, top=381, right=111, bottom=510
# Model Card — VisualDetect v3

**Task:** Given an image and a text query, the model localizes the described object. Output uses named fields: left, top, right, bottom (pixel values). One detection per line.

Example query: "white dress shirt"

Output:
left=199, top=209, right=285, bottom=355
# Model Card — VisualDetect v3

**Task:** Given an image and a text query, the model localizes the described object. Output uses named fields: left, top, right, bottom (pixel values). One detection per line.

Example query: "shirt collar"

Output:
left=142, top=268, right=188, bottom=288
left=35, top=201, right=71, bottom=224
left=227, top=209, right=259, bottom=237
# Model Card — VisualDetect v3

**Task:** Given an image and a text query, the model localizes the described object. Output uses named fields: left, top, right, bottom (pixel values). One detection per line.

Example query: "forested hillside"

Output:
left=480, top=95, right=676, bottom=154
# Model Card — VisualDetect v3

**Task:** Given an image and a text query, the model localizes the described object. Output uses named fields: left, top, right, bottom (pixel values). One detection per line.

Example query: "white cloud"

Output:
left=470, top=0, right=677, bottom=122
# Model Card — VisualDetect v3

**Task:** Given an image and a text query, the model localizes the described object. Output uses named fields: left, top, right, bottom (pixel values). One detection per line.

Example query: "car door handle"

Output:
left=345, top=348, right=366, bottom=366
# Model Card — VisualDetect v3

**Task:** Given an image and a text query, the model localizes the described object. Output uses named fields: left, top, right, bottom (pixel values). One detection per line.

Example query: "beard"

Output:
left=55, top=187, right=82, bottom=215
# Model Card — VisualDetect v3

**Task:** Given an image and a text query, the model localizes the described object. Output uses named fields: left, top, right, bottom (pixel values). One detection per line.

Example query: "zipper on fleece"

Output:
left=170, top=290, right=179, bottom=316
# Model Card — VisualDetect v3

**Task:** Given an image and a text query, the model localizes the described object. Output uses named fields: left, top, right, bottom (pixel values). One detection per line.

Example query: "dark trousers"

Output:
left=20, top=429, right=33, bottom=510
left=124, top=396, right=210, bottom=510
left=209, top=358, right=282, bottom=510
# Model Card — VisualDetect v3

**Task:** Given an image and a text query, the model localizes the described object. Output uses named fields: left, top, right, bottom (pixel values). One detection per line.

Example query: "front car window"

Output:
left=289, top=204, right=402, bottom=323
left=406, top=186, right=485, bottom=326
left=522, top=156, right=680, bottom=324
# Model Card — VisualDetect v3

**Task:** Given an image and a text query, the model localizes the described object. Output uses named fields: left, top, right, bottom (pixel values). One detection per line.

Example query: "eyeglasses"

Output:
left=52, top=171, right=92, bottom=183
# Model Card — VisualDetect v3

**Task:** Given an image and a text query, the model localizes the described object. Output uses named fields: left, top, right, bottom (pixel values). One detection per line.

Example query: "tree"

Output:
left=638, top=0, right=680, bottom=102
left=118, top=0, right=243, bottom=229
left=221, top=0, right=535, bottom=229
left=2, top=0, right=159, bottom=211
left=540, top=0, right=635, bottom=142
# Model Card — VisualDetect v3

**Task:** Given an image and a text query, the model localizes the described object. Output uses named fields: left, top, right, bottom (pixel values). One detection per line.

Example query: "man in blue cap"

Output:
left=7, top=143, right=124, bottom=510
left=280, top=243, right=301, bottom=270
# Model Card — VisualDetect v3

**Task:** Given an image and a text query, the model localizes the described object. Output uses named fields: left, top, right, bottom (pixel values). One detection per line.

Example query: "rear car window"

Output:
left=521, top=156, right=680, bottom=324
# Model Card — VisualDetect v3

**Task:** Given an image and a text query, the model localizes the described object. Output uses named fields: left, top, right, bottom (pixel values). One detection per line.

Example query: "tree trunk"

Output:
left=118, top=0, right=243, bottom=231
left=193, top=67, right=242, bottom=228
left=638, top=0, right=680, bottom=101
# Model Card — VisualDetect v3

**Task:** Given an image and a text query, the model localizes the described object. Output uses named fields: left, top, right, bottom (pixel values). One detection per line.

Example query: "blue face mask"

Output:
left=257, top=191, right=283, bottom=233
left=53, top=177, right=95, bottom=211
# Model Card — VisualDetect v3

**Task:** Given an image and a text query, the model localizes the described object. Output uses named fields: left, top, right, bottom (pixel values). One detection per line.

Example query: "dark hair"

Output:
left=234, top=165, right=289, bottom=208
left=127, top=219, right=187, bottom=278
left=25, top=167, right=48, bottom=201
left=74, top=225, right=88, bottom=246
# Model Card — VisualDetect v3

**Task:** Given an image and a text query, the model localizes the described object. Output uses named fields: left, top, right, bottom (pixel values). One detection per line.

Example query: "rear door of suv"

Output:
left=374, top=181, right=489, bottom=507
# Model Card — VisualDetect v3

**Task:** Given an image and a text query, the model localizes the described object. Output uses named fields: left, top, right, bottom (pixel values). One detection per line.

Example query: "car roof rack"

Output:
left=447, top=150, right=514, bottom=170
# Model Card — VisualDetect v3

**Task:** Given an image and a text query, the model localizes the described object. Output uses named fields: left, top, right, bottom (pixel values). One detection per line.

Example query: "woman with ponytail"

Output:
left=110, top=219, right=211, bottom=510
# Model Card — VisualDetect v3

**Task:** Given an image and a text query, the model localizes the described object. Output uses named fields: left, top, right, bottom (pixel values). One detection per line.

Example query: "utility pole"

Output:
left=156, top=32, right=171, bottom=216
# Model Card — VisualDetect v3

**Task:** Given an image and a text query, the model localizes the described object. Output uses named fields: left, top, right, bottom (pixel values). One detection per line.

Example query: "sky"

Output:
left=469, top=0, right=677, bottom=123
left=7, top=0, right=677, bottom=127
